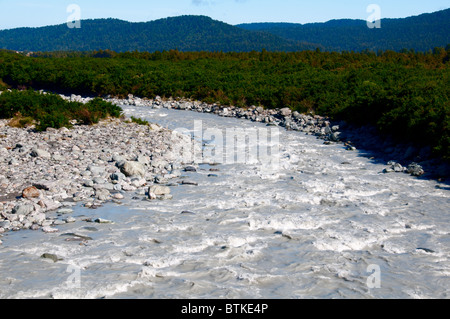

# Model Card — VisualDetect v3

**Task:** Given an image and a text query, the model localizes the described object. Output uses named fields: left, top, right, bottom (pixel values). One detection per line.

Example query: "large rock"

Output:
left=407, top=163, right=425, bottom=176
left=280, top=108, right=292, bottom=117
left=121, top=161, right=145, bottom=177
left=22, top=186, right=41, bottom=199
left=148, top=185, right=171, bottom=196
left=12, top=204, right=35, bottom=216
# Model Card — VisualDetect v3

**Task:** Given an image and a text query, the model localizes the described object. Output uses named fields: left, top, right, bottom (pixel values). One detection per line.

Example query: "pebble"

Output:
left=42, top=226, right=59, bottom=233
left=94, top=218, right=114, bottom=224
left=41, top=253, right=62, bottom=263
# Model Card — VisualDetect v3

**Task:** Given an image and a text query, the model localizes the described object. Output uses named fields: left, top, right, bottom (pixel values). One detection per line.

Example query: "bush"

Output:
left=130, top=116, right=149, bottom=126
left=36, top=113, right=71, bottom=131
left=0, top=90, right=123, bottom=131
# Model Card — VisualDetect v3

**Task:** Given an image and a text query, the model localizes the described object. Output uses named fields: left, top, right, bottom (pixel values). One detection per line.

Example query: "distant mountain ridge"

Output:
left=237, top=8, right=450, bottom=52
left=0, top=16, right=319, bottom=53
left=0, top=9, right=448, bottom=53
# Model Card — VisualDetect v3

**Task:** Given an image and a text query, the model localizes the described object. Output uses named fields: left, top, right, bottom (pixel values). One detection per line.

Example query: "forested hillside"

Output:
left=0, top=16, right=318, bottom=53
left=238, top=8, right=450, bottom=52
left=0, top=9, right=449, bottom=53
left=0, top=49, right=448, bottom=159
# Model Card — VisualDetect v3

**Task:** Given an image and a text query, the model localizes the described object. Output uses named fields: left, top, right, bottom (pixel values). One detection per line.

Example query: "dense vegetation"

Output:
left=0, top=16, right=317, bottom=53
left=1, top=9, right=448, bottom=53
left=0, top=89, right=122, bottom=131
left=0, top=48, right=448, bottom=159
left=238, top=8, right=450, bottom=52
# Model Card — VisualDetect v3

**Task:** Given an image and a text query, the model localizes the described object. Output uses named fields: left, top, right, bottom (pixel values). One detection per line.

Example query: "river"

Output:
left=0, top=105, right=449, bottom=299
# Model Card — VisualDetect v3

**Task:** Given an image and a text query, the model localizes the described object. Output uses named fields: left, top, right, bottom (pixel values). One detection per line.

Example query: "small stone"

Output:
left=31, top=148, right=51, bottom=159
left=95, top=189, right=110, bottom=201
left=88, top=165, right=105, bottom=176
left=38, top=199, right=61, bottom=211
left=182, top=180, right=198, bottom=186
left=41, top=253, right=62, bottom=262
left=57, top=208, right=74, bottom=215
left=63, top=216, right=77, bottom=224
left=184, top=166, right=197, bottom=172
left=280, top=108, right=292, bottom=117
left=113, top=193, right=124, bottom=200
left=417, top=247, right=435, bottom=253
left=22, top=186, right=41, bottom=199
left=42, top=226, right=59, bottom=233
left=110, top=172, right=126, bottom=181
left=94, top=218, right=114, bottom=224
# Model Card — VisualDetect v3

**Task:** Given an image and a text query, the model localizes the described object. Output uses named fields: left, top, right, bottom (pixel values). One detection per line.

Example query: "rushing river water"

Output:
left=0, top=105, right=449, bottom=299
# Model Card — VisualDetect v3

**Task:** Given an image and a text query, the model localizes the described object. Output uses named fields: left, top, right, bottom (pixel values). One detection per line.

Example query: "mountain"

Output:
left=0, top=16, right=319, bottom=53
left=237, top=8, right=450, bottom=52
left=0, top=9, right=448, bottom=53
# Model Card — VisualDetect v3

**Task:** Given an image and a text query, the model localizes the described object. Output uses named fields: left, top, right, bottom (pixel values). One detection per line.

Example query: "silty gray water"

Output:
left=0, top=105, right=449, bottom=298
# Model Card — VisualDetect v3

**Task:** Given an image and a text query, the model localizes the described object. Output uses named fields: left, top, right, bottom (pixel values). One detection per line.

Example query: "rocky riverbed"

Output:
left=0, top=116, right=199, bottom=238
left=1, top=91, right=448, bottom=242
left=100, top=94, right=447, bottom=180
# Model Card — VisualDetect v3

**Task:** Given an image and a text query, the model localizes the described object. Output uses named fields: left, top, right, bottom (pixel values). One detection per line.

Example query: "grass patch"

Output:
left=8, top=113, right=35, bottom=128
left=130, top=116, right=150, bottom=126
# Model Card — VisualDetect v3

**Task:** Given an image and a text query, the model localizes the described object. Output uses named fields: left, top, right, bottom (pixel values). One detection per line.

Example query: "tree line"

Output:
left=0, top=48, right=448, bottom=159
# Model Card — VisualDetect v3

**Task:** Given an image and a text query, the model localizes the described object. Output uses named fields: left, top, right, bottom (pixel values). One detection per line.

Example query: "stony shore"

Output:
left=104, top=94, right=445, bottom=179
left=1, top=91, right=448, bottom=242
left=0, top=113, right=199, bottom=240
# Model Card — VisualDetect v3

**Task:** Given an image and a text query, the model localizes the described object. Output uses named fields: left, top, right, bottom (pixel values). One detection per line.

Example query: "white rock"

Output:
left=42, top=226, right=59, bottom=233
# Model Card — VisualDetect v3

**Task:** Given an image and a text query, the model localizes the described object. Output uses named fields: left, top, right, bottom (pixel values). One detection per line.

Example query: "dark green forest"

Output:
left=0, top=9, right=448, bottom=53
left=0, top=48, right=449, bottom=160
left=0, top=16, right=317, bottom=53
left=238, top=8, right=450, bottom=52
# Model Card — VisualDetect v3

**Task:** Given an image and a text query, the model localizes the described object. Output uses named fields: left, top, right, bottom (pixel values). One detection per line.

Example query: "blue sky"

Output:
left=0, top=0, right=448, bottom=30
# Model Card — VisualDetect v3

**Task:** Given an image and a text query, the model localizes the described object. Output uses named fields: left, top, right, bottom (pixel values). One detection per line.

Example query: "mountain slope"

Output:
left=0, top=16, right=319, bottom=52
left=237, top=8, right=450, bottom=52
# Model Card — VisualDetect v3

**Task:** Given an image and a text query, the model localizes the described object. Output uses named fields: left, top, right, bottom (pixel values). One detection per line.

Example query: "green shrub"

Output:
left=130, top=116, right=149, bottom=126
left=0, top=90, right=123, bottom=131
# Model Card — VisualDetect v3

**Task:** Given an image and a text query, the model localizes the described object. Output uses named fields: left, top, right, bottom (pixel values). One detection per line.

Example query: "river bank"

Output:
left=0, top=115, right=199, bottom=239
left=104, top=94, right=449, bottom=181
left=1, top=91, right=449, bottom=241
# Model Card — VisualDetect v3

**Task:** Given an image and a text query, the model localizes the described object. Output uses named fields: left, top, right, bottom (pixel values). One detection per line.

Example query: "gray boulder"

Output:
left=407, top=163, right=425, bottom=176
left=12, top=204, right=35, bottom=216
left=121, top=161, right=145, bottom=177
left=148, top=185, right=171, bottom=196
